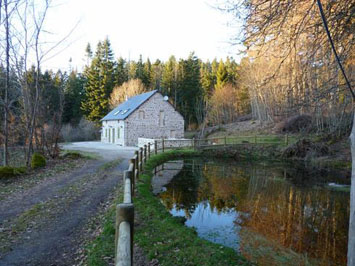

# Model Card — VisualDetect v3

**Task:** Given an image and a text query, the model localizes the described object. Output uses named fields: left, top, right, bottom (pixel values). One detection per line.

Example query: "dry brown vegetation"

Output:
left=109, top=79, right=147, bottom=109
left=228, top=0, right=355, bottom=135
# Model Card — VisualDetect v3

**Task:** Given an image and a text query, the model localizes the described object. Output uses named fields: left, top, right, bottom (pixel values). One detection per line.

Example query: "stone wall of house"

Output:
left=125, top=93, right=184, bottom=146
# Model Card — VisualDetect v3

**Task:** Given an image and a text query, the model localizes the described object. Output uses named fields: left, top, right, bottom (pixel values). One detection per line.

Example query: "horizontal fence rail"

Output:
left=115, top=135, right=292, bottom=265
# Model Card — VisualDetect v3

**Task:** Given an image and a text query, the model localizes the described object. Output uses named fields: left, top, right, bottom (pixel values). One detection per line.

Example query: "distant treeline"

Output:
left=70, top=38, right=250, bottom=129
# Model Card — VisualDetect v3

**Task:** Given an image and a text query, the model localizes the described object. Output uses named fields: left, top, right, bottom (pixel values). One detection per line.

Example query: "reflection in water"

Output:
left=156, top=159, right=350, bottom=265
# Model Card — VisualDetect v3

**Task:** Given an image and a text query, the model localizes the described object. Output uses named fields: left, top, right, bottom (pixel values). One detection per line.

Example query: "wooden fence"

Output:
left=115, top=143, right=152, bottom=266
left=114, top=135, right=292, bottom=265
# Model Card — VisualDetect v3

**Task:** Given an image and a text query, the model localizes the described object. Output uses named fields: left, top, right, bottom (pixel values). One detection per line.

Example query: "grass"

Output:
left=195, top=134, right=299, bottom=148
left=11, top=202, right=50, bottom=233
left=61, top=150, right=101, bottom=160
left=223, top=135, right=297, bottom=146
left=134, top=149, right=250, bottom=266
left=99, top=158, right=123, bottom=171
left=86, top=194, right=122, bottom=266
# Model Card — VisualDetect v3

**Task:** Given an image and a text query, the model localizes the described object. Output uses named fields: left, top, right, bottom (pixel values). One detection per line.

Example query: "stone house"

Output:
left=101, top=90, right=184, bottom=146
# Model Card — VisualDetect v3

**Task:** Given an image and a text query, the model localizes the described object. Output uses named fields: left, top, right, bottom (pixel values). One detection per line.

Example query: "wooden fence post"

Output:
left=162, top=138, right=165, bottom=152
left=134, top=151, right=139, bottom=180
left=148, top=142, right=151, bottom=158
left=144, top=145, right=147, bottom=163
left=129, top=159, right=135, bottom=197
left=130, top=158, right=135, bottom=174
left=154, top=140, right=158, bottom=155
left=123, top=171, right=132, bottom=203
left=134, top=151, right=138, bottom=169
left=115, top=203, right=134, bottom=266
left=139, top=148, right=143, bottom=172
left=124, top=169, right=134, bottom=197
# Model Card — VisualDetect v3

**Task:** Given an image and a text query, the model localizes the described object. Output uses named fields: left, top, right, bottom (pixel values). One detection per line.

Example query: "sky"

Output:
left=42, top=0, right=243, bottom=71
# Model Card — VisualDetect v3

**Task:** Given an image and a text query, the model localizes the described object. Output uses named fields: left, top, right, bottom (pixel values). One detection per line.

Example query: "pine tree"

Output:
left=151, top=59, right=163, bottom=91
left=135, top=55, right=144, bottom=81
left=210, top=58, right=219, bottom=90
left=63, top=70, right=85, bottom=124
left=225, top=57, right=239, bottom=85
left=177, top=53, right=203, bottom=127
left=161, top=56, right=177, bottom=99
left=200, top=61, right=213, bottom=98
left=127, top=61, right=137, bottom=80
left=115, top=57, right=128, bottom=87
left=216, top=59, right=228, bottom=89
left=85, top=43, right=93, bottom=65
left=142, top=58, right=152, bottom=88
left=81, top=39, right=116, bottom=123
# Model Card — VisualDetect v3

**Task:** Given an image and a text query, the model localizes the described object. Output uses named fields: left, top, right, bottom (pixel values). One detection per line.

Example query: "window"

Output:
left=117, top=128, right=120, bottom=139
left=121, top=109, right=130, bottom=115
left=159, top=110, right=165, bottom=126
left=105, top=128, right=107, bottom=138
left=114, top=110, right=121, bottom=115
left=139, top=110, right=145, bottom=119
left=170, top=130, right=176, bottom=138
left=112, top=128, right=115, bottom=143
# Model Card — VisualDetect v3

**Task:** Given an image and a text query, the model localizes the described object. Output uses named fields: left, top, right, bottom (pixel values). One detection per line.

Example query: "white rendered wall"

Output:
left=101, top=120, right=125, bottom=146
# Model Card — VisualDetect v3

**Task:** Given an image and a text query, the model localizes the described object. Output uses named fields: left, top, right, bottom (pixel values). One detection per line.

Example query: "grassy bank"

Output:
left=134, top=149, right=250, bottom=266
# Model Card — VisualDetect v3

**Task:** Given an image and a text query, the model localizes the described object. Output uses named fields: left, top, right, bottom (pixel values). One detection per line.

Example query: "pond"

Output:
left=153, top=159, right=350, bottom=265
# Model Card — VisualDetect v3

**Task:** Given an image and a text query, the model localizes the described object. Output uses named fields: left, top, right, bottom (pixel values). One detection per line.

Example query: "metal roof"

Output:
left=101, top=90, right=157, bottom=121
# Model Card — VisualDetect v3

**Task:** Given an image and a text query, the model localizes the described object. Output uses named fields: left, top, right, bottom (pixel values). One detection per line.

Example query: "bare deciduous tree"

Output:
left=224, top=0, right=354, bottom=263
left=109, top=78, right=146, bottom=109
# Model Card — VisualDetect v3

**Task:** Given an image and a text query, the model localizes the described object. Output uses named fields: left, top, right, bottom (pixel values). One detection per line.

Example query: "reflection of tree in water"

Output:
left=159, top=160, right=203, bottom=218
left=159, top=159, right=349, bottom=265
left=199, top=164, right=249, bottom=212
left=238, top=168, right=349, bottom=265
left=160, top=160, right=250, bottom=216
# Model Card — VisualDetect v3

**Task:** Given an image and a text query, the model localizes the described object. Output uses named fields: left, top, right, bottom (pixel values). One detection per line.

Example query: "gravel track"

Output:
left=0, top=142, right=136, bottom=266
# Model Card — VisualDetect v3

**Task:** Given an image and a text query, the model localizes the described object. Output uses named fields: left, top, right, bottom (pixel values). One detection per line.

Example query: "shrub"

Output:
left=31, top=152, right=46, bottom=169
left=0, top=166, right=26, bottom=178
left=282, top=138, right=329, bottom=158
left=282, top=114, right=312, bottom=133
left=61, top=118, right=99, bottom=142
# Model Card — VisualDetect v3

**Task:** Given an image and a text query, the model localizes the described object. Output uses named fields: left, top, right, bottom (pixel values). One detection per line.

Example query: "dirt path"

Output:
left=0, top=142, right=137, bottom=266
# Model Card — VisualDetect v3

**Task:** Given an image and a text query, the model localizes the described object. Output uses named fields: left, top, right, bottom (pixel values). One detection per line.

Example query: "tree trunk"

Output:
left=3, top=0, right=10, bottom=166
left=349, top=112, right=355, bottom=266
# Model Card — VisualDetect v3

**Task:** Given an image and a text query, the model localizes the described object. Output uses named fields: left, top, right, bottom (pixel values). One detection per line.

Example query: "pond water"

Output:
left=154, top=159, right=350, bottom=265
